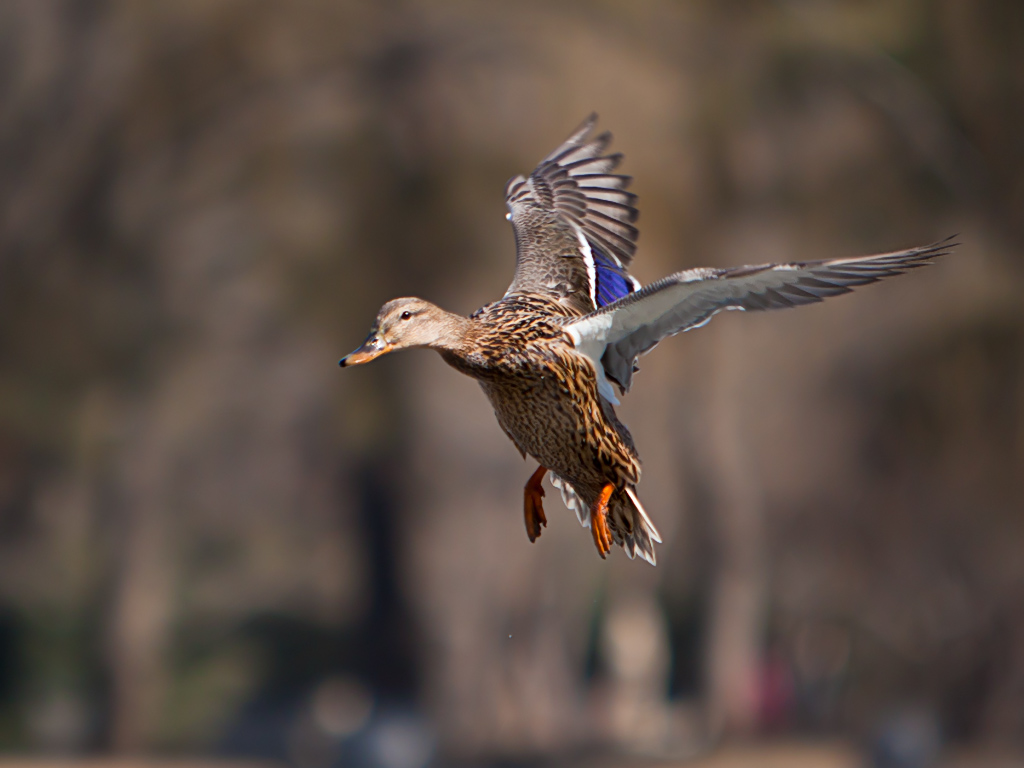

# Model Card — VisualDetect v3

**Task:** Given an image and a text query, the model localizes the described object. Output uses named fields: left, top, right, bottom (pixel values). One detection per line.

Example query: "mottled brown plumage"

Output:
left=340, top=292, right=657, bottom=561
left=450, top=295, right=646, bottom=555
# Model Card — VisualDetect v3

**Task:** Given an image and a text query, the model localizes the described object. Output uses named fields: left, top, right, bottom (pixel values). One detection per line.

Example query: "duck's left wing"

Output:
left=504, top=114, right=641, bottom=313
left=566, top=239, right=955, bottom=393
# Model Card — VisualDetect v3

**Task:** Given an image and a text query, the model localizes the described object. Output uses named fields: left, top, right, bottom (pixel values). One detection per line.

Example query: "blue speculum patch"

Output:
left=593, top=244, right=637, bottom=307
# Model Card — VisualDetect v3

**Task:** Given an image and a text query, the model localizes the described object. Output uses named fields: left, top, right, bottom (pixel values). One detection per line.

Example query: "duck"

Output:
left=339, top=114, right=953, bottom=565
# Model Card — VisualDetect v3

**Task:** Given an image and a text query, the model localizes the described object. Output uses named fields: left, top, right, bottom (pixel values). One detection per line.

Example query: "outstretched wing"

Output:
left=566, top=239, right=955, bottom=393
left=504, top=114, right=641, bottom=314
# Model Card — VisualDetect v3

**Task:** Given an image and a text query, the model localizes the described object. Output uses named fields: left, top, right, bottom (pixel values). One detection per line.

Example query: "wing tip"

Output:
left=555, top=113, right=601, bottom=155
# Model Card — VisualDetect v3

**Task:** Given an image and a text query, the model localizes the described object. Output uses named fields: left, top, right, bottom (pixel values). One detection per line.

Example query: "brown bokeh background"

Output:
left=1, top=1, right=1022, bottom=766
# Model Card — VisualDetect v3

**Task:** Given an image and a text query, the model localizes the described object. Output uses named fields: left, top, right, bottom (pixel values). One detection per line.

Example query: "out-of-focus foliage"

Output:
left=0, top=0, right=1022, bottom=763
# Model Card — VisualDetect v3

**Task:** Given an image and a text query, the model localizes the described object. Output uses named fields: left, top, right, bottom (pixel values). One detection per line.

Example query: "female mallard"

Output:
left=340, top=115, right=952, bottom=565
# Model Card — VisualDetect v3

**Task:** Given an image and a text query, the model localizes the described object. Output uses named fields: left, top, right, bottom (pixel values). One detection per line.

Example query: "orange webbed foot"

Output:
left=590, top=483, right=614, bottom=558
left=524, top=466, right=548, bottom=542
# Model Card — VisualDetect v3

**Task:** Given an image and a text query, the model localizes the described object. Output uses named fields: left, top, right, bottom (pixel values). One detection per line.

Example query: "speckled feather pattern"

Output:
left=440, top=293, right=650, bottom=552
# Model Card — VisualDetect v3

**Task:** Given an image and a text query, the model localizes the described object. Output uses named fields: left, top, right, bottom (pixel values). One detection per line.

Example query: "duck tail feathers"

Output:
left=618, top=486, right=661, bottom=566
left=550, top=474, right=589, bottom=528
left=550, top=476, right=662, bottom=565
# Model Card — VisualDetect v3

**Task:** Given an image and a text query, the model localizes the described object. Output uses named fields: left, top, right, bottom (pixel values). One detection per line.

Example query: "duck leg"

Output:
left=523, top=465, right=548, bottom=542
left=590, top=483, right=614, bottom=558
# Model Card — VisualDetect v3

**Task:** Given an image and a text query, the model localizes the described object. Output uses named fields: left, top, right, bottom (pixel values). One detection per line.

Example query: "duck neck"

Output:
left=426, top=310, right=476, bottom=357
left=426, top=311, right=485, bottom=375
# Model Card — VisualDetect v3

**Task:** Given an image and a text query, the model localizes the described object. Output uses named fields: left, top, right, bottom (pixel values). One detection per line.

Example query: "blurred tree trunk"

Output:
left=705, top=324, right=765, bottom=739
left=107, top=412, right=174, bottom=752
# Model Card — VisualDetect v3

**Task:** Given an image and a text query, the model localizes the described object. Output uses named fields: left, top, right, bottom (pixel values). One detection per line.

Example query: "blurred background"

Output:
left=1, top=1, right=1023, bottom=766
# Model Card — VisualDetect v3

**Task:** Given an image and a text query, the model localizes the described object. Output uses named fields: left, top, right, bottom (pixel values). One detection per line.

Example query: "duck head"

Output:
left=339, top=297, right=456, bottom=366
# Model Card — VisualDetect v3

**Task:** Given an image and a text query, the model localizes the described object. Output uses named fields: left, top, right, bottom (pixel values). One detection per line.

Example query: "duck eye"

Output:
left=400, top=310, right=412, bottom=320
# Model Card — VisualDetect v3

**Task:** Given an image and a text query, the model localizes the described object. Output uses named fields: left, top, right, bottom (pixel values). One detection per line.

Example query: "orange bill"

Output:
left=339, top=333, right=393, bottom=367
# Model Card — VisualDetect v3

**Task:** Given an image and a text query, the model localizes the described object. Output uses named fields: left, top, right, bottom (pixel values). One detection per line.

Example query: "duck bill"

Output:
left=339, top=334, right=393, bottom=367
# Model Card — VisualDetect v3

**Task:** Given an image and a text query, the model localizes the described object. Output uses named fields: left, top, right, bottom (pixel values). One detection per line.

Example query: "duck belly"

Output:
left=478, top=360, right=639, bottom=502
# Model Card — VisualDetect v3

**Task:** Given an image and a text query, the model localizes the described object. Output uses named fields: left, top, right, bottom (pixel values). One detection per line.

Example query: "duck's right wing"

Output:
left=566, top=239, right=955, bottom=393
